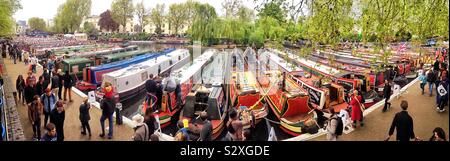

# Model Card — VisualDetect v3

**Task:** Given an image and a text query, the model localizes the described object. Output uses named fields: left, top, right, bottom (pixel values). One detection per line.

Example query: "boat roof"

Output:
left=273, top=49, right=342, bottom=76
left=171, top=49, right=216, bottom=84
left=63, top=57, right=92, bottom=64
left=105, top=49, right=187, bottom=78
left=89, top=49, right=165, bottom=72
left=101, top=49, right=148, bottom=60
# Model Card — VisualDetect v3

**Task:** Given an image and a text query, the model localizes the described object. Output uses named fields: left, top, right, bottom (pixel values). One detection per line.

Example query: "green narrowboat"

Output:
left=62, top=57, right=95, bottom=77
left=99, top=49, right=151, bottom=65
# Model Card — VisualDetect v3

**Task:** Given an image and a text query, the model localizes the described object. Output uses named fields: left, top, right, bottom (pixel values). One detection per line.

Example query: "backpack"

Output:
left=332, top=116, right=344, bottom=136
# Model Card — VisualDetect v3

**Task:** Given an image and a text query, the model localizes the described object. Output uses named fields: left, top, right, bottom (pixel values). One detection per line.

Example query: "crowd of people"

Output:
left=2, top=36, right=448, bottom=142
left=325, top=48, right=448, bottom=141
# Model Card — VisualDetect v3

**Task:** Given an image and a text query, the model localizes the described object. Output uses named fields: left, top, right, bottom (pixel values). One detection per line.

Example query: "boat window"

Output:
left=170, top=60, right=173, bottom=65
left=142, top=72, right=148, bottom=81
left=178, top=56, right=181, bottom=61
left=126, top=81, right=129, bottom=86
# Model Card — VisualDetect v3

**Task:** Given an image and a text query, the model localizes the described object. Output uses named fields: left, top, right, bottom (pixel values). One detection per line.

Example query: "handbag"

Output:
left=354, top=96, right=366, bottom=112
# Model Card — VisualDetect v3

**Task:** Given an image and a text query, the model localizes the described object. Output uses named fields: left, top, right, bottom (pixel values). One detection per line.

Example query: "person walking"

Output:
left=24, top=81, right=37, bottom=106
left=437, top=77, right=448, bottom=113
left=35, top=76, right=45, bottom=97
left=30, top=55, right=37, bottom=73
left=131, top=115, right=149, bottom=141
left=51, top=70, right=60, bottom=100
left=99, top=83, right=115, bottom=139
left=383, top=79, right=392, bottom=112
left=63, top=71, right=74, bottom=102
left=79, top=97, right=91, bottom=136
left=23, top=51, right=29, bottom=65
left=418, top=70, right=427, bottom=95
left=326, top=108, right=342, bottom=141
left=429, top=127, right=446, bottom=141
left=41, top=67, right=51, bottom=89
left=28, top=95, right=43, bottom=141
left=16, top=75, right=26, bottom=105
left=387, top=100, right=418, bottom=141
left=427, top=69, right=437, bottom=97
left=25, top=71, right=36, bottom=86
left=41, top=88, right=57, bottom=129
left=57, top=69, right=64, bottom=100
left=41, top=123, right=57, bottom=141
left=350, top=90, right=364, bottom=128
left=50, top=101, right=65, bottom=141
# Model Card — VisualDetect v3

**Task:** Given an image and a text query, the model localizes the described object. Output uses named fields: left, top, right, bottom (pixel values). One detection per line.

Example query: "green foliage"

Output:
left=150, top=4, right=165, bottom=35
left=304, top=0, right=354, bottom=48
left=82, top=22, right=98, bottom=36
left=189, top=3, right=218, bottom=45
left=257, top=1, right=286, bottom=23
left=135, top=0, right=150, bottom=33
left=0, top=0, right=22, bottom=37
left=111, top=0, right=134, bottom=32
left=28, top=17, right=47, bottom=31
left=168, top=3, right=187, bottom=34
left=53, top=0, right=91, bottom=33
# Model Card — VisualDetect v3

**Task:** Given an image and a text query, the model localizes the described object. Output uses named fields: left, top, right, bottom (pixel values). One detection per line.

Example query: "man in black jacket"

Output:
left=145, top=74, right=157, bottom=107
left=24, top=82, right=37, bottom=105
left=387, top=100, right=417, bottom=141
left=99, top=98, right=115, bottom=139
left=199, top=112, right=212, bottom=141
left=382, top=79, right=392, bottom=112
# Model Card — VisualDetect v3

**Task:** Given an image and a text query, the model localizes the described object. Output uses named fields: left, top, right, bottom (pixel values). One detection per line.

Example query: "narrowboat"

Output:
left=273, top=49, right=379, bottom=107
left=256, top=51, right=317, bottom=136
left=140, top=49, right=217, bottom=128
left=180, top=84, right=227, bottom=141
left=229, top=47, right=267, bottom=125
left=101, top=49, right=191, bottom=103
left=76, top=49, right=169, bottom=91
left=261, top=50, right=348, bottom=113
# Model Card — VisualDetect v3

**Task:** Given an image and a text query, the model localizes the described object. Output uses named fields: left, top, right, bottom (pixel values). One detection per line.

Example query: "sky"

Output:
left=13, top=0, right=257, bottom=22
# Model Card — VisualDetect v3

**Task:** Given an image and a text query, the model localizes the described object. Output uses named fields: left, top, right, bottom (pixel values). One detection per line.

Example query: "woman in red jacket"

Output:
left=350, top=90, right=364, bottom=128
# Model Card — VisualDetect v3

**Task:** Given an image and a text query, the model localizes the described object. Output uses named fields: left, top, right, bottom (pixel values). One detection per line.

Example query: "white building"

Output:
left=16, top=20, right=27, bottom=35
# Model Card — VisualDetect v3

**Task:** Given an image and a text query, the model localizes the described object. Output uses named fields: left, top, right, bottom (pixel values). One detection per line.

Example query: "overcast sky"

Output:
left=14, top=0, right=257, bottom=22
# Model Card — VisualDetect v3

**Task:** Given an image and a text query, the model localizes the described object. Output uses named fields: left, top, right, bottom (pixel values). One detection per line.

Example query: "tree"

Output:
left=53, top=0, right=91, bottom=33
left=237, top=6, right=255, bottom=22
left=254, top=0, right=309, bottom=23
left=111, top=0, right=134, bottom=33
left=222, top=0, right=242, bottom=18
left=0, top=0, right=22, bottom=37
left=135, top=0, right=150, bottom=33
left=406, top=0, right=449, bottom=43
left=28, top=17, right=46, bottom=31
left=168, top=3, right=187, bottom=35
left=184, top=0, right=200, bottom=27
left=360, top=0, right=406, bottom=70
left=257, top=1, right=286, bottom=23
left=82, top=21, right=98, bottom=36
left=304, top=0, right=354, bottom=47
left=150, top=4, right=166, bottom=35
left=98, top=10, right=119, bottom=32
left=189, top=3, right=218, bottom=45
